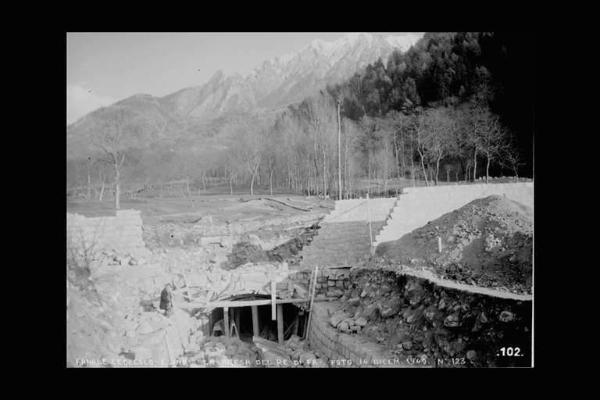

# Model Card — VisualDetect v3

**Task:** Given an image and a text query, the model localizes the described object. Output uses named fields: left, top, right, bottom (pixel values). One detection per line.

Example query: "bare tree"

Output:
left=420, top=108, right=457, bottom=185
left=224, top=152, right=239, bottom=195
left=337, top=98, right=342, bottom=200
left=500, top=136, right=523, bottom=179
left=444, top=163, right=453, bottom=182
left=264, top=146, right=277, bottom=196
left=231, top=115, right=273, bottom=196
left=86, top=157, right=93, bottom=200
left=92, top=108, right=132, bottom=210
left=468, top=106, right=507, bottom=183
left=415, top=113, right=430, bottom=186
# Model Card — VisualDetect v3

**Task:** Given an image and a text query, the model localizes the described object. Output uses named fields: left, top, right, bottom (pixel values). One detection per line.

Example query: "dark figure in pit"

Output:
left=160, top=284, right=174, bottom=317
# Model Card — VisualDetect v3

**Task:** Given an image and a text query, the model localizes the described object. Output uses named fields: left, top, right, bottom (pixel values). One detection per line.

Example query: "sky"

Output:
left=67, top=32, right=418, bottom=124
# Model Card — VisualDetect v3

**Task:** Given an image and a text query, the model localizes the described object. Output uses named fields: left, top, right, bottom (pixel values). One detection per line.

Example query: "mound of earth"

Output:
left=376, top=195, right=533, bottom=295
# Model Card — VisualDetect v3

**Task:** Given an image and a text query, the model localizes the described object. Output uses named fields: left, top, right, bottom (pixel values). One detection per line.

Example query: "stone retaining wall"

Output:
left=290, top=268, right=351, bottom=300
left=308, top=302, right=417, bottom=367
left=67, top=209, right=150, bottom=259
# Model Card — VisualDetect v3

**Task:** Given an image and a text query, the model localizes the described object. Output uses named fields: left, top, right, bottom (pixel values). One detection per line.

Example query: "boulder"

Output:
left=379, top=297, right=402, bottom=318
left=360, top=303, right=379, bottom=321
left=444, top=313, right=461, bottom=328
left=329, top=311, right=350, bottom=328
left=499, top=310, right=515, bottom=322
left=337, top=321, right=351, bottom=333
left=424, top=305, right=440, bottom=322
left=404, top=306, right=425, bottom=324
left=348, top=297, right=361, bottom=306
left=478, top=312, right=488, bottom=324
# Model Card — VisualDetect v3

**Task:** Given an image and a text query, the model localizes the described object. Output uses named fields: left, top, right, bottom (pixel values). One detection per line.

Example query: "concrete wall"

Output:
left=374, top=182, right=533, bottom=248
left=67, top=209, right=150, bottom=258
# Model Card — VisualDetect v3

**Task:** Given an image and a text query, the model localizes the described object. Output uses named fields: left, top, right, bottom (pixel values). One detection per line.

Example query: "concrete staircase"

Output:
left=323, top=198, right=397, bottom=223
left=298, top=221, right=386, bottom=269
left=373, top=182, right=534, bottom=249
left=296, top=197, right=397, bottom=270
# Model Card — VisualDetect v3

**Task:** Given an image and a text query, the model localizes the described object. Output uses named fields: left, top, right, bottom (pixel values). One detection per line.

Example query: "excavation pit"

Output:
left=207, top=295, right=310, bottom=345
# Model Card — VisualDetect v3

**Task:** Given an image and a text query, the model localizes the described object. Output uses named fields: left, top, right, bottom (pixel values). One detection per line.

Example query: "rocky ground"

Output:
left=224, top=223, right=320, bottom=270
left=183, top=336, right=260, bottom=368
left=377, top=195, right=533, bottom=295
left=67, top=194, right=533, bottom=368
left=67, top=195, right=330, bottom=368
left=328, top=266, right=532, bottom=367
left=253, top=335, right=328, bottom=368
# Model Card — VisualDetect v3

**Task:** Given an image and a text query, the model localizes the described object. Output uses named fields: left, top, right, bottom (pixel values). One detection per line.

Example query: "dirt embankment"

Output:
left=223, top=223, right=320, bottom=270
left=328, top=267, right=531, bottom=367
left=377, top=195, right=533, bottom=295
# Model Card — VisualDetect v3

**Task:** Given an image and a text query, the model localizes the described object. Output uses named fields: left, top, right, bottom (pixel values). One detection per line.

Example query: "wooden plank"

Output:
left=277, top=304, right=284, bottom=345
left=223, top=307, right=230, bottom=337
left=271, top=281, right=277, bottom=321
left=251, top=305, right=259, bottom=337
left=235, top=308, right=241, bottom=336
left=176, top=298, right=309, bottom=309
left=304, top=266, right=319, bottom=341
left=294, top=314, right=300, bottom=336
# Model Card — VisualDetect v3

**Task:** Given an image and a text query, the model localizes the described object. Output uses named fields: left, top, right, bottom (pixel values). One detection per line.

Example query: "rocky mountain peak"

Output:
left=68, top=33, right=423, bottom=155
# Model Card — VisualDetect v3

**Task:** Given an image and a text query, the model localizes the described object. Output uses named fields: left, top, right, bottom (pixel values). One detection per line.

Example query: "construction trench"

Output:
left=66, top=182, right=533, bottom=368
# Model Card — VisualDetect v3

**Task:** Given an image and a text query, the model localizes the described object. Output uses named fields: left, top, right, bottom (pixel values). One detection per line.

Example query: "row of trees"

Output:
left=67, top=94, right=520, bottom=208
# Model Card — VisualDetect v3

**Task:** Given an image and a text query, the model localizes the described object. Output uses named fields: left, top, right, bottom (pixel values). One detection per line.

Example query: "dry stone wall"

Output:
left=67, top=210, right=151, bottom=259
left=308, top=302, right=417, bottom=367
left=290, top=268, right=351, bottom=300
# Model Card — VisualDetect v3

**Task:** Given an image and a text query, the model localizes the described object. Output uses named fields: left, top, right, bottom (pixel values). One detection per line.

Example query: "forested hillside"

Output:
left=67, top=32, right=534, bottom=200
left=326, top=32, right=534, bottom=182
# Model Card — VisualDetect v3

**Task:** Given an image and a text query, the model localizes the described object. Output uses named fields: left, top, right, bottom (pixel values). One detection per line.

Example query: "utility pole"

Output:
left=87, top=156, right=92, bottom=201
left=337, top=98, right=342, bottom=200
left=367, top=192, right=374, bottom=255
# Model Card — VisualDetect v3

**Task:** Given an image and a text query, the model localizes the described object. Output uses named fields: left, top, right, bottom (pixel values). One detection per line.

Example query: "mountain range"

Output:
left=67, top=33, right=423, bottom=158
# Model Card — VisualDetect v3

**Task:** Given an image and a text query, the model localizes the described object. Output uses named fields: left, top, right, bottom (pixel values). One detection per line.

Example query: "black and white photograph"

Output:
left=66, top=32, right=535, bottom=368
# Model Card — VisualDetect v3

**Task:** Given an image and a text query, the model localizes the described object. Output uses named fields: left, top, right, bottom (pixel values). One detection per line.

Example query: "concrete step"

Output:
left=303, top=240, right=372, bottom=250
left=310, top=237, right=370, bottom=249
left=308, top=242, right=372, bottom=249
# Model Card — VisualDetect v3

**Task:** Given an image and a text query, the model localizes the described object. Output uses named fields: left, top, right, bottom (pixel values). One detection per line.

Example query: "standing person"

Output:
left=160, top=283, right=174, bottom=317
